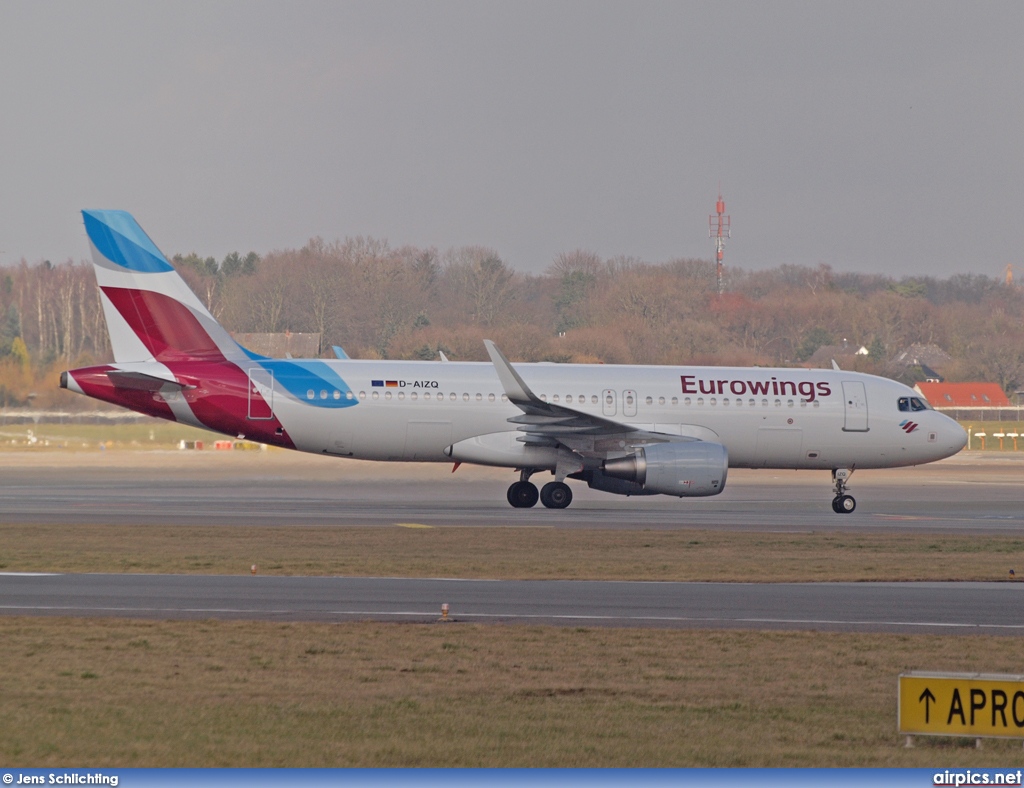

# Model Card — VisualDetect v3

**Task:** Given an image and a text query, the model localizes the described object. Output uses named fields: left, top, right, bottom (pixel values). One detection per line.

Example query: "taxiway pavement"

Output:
left=2, top=573, right=1023, bottom=634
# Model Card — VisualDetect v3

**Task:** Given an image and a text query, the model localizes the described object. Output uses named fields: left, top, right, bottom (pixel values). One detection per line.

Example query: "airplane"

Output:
left=61, top=210, right=968, bottom=514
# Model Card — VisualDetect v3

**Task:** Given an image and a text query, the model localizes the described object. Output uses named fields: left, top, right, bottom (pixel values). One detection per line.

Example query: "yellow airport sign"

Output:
left=900, top=672, right=1024, bottom=739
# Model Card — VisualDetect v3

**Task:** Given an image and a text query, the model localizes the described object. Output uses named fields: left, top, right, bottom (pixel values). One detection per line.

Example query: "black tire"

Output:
left=540, top=481, right=573, bottom=509
left=831, top=496, right=842, bottom=513
left=838, top=494, right=856, bottom=514
left=507, top=481, right=539, bottom=508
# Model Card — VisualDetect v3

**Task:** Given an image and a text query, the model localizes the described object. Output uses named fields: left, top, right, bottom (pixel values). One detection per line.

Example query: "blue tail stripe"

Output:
left=261, top=360, right=358, bottom=409
left=83, top=210, right=174, bottom=273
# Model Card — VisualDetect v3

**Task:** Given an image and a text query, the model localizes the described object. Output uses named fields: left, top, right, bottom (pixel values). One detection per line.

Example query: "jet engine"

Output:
left=599, top=441, right=728, bottom=497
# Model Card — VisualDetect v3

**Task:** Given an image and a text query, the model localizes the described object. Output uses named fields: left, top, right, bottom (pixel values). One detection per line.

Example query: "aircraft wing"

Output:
left=484, top=340, right=695, bottom=459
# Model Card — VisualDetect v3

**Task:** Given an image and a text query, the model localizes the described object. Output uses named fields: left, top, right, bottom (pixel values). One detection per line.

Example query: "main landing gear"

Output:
left=831, top=468, right=856, bottom=514
left=506, top=471, right=573, bottom=509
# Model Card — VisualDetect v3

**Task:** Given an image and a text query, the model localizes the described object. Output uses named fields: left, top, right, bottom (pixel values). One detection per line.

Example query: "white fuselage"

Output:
left=259, top=359, right=966, bottom=471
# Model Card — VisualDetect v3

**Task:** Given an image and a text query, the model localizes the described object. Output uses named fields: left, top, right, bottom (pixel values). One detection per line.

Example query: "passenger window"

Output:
left=671, top=397, right=678, bottom=406
left=898, top=397, right=910, bottom=412
left=591, top=395, right=598, bottom=405
left=645, top=396, right=653, bottom=405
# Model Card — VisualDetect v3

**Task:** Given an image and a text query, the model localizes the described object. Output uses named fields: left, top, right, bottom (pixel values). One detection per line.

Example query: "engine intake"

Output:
left=602, top=441, right=728, bottom=497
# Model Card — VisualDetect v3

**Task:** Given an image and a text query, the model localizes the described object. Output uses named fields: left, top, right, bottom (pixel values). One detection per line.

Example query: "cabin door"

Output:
left=841, top=381, right=869, bottom=432
left=248, top=367, right=275, bottom=420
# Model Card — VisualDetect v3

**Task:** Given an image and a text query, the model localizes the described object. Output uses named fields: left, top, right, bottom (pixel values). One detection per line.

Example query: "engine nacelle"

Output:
left=601, top=441, right=728, bottom=497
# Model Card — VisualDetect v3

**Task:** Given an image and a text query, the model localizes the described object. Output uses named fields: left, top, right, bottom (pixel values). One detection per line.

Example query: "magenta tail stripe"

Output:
left=102, top=286, right=224, bottom=362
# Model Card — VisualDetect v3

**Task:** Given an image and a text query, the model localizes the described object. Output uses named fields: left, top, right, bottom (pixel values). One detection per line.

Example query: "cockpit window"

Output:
left=898, top=397, right=910, bottom=412
left=898, top=396, right=930, bottom=412
left=910, top=397, right=928, bottom=411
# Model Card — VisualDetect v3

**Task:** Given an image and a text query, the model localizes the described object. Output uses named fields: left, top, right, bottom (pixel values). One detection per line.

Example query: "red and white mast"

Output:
left=709, top=192, right=730, bottom=295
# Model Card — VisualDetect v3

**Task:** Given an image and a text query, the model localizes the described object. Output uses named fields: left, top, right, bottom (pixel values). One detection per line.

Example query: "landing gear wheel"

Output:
left=830, top=468, right=855, bottom=514
left=540, top=481, right=573, bottom=509
left=507, top=481, right=539, bottom=508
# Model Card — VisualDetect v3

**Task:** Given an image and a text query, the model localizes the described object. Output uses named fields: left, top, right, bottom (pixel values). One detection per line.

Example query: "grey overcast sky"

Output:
left=1, top=1, right=1021, bottom=276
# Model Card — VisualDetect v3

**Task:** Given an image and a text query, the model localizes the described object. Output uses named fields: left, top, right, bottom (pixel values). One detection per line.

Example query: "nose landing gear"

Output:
left=831, top=468, right=856, bottom=514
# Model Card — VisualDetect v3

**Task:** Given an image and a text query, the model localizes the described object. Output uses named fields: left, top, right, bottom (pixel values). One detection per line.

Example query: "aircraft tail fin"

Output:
left=82, top=210, right=250, bottom=364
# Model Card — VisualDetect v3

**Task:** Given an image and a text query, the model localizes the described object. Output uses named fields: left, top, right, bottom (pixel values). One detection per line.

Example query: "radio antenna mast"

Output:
left=709, top=192, right=730, bottom=295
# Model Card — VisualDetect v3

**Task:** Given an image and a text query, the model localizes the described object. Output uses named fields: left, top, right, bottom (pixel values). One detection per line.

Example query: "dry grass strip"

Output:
left=2, top=617, right=1023, bottom=767
left=2, top=523, right=1024, bottom=582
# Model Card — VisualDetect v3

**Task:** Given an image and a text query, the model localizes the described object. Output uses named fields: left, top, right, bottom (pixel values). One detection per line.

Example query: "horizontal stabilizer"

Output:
left=106, top=369, right=191, bottom=391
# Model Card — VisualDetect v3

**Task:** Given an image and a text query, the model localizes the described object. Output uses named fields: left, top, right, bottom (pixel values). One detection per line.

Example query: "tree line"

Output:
left=2, top=241, right=1023, bottom=409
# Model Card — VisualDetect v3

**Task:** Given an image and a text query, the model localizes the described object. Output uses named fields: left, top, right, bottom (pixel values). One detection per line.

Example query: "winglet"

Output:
left=831, top=359, right=840, bottom=371
left=484, top=340, right=536, bottom=405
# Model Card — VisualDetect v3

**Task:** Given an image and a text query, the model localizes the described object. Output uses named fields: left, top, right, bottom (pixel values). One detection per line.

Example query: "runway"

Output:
left=0, top=449, right=1022, bottom=533
left=2, top=572, right=1022, bottom=634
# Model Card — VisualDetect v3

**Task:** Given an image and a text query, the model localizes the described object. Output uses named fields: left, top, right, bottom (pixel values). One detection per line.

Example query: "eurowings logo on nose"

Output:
left=899, top=420, right=919, bottom=433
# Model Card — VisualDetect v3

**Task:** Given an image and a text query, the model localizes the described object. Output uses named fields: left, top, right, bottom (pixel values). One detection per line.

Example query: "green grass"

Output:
left=956, top=421, right=1024, bottom=451
left=0, top=420, right=217, bottom=450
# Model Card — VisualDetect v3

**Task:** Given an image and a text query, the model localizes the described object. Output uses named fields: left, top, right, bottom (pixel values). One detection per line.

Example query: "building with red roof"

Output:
left=913, top=382, right=1011, bottom=408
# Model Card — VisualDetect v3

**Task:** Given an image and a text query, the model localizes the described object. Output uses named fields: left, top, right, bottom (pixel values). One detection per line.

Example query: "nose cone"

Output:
left=939, top=415, right=968, bottom=458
